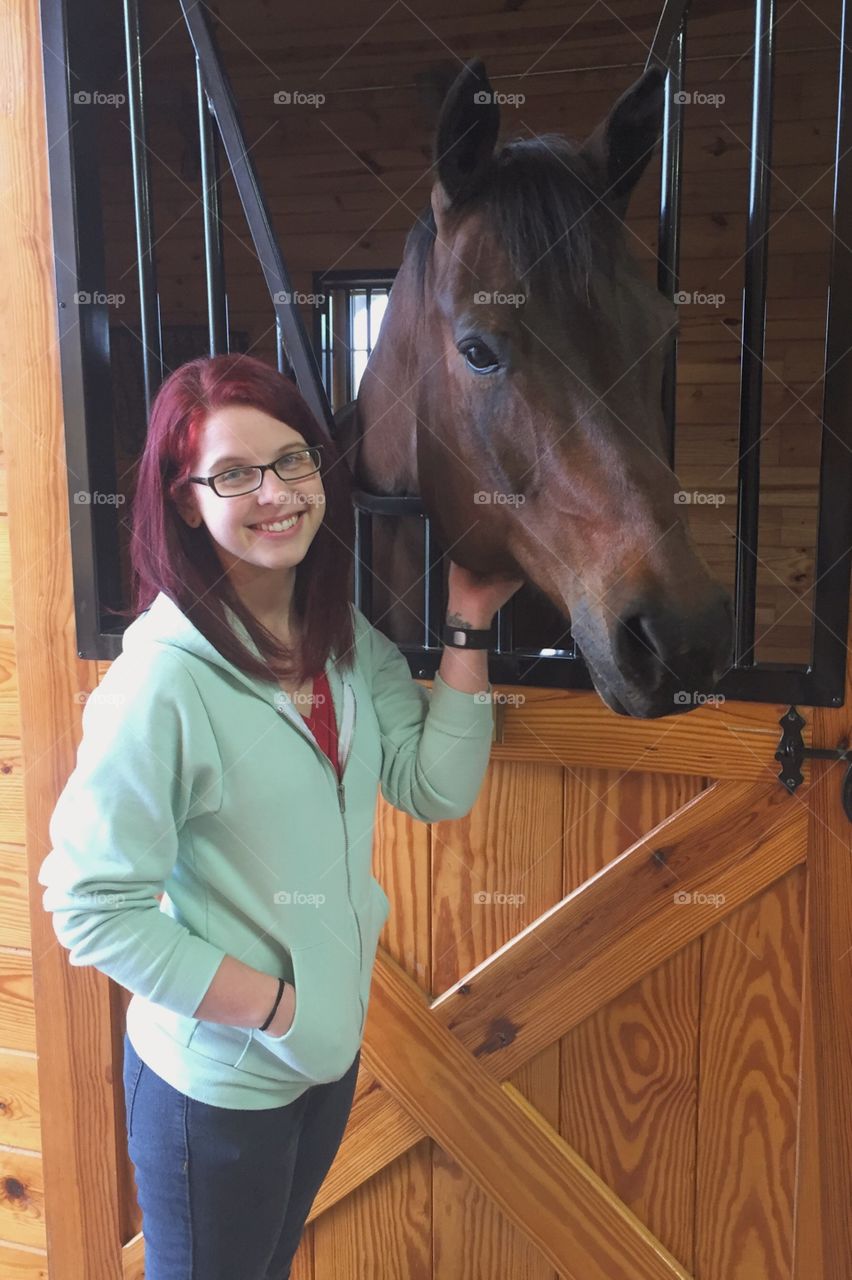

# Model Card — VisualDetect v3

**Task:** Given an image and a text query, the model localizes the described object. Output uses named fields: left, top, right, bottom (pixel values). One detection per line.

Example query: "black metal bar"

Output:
left=351, top=489, right=425, bottom=516
left=657, top=24, right=687, bottom=470
left=809, top=0, right=852, bottom=707
left=423, top=518, right=443, bottom=649
left=42, top=0, right=124, bottom=657
left=123, top=0, right=163, bottom=413
left=645, top=0, right=692, bottom=75
left=345, top=293, right=354, bottom=406
left=179, top=0, right=334, bottom=433
left=196, top=61, right=228, bottom=355
left=733, top=0, right=776, bottom=669
left=353, top=505, right=373, bottom=618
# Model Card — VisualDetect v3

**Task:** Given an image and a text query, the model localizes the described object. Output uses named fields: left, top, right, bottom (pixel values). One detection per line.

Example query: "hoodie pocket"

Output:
left=186, top=1017, right=252, bottom=1068
left=250, top=938, right=362, bottom=1084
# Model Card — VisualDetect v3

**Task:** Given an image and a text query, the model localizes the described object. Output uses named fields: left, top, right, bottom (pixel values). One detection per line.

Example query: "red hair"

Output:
left=110, top=353, right=355, bottom=684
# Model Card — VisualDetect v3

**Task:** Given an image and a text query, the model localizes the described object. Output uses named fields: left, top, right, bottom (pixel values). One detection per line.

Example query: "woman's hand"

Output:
left=446, top=561, right=525, bottom=629
left=261, top=980, right=296, bottom=1037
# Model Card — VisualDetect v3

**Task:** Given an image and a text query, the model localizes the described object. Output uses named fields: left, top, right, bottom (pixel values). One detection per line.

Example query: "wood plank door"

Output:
left=292, top=679, right=848, bottom=1280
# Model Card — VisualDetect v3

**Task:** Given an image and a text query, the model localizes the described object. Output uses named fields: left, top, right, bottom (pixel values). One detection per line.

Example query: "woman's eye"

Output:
left=461, top=341, right=500, bottom=374
left=222, top=467, right=251, bottom=482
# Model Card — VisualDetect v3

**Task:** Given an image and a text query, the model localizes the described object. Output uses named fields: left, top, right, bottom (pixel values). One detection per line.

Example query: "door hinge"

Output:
left=775, top=705, right=852, bottom=821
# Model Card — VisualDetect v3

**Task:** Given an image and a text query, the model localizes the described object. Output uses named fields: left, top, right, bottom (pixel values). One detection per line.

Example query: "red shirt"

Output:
left=302, top=669, right=341, bottom=780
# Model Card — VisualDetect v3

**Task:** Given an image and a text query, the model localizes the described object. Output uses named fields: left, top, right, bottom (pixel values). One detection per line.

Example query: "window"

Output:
left=313, top=270, right=395, bottom=409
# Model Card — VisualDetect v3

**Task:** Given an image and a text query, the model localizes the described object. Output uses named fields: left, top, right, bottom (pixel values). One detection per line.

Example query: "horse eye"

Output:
left=461, top=340, right=500, bottom=374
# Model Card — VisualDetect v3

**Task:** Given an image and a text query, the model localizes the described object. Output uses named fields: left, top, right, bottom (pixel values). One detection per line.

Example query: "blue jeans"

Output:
left=122, top=1030, right=360, bottom=1279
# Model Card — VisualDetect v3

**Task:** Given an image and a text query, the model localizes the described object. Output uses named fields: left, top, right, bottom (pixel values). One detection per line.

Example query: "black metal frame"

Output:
left=40, top=0, right=852, bottom=706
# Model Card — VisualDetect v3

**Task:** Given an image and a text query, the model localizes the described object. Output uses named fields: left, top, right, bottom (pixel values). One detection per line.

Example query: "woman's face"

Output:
left=177, top=404, right=326, bottom=578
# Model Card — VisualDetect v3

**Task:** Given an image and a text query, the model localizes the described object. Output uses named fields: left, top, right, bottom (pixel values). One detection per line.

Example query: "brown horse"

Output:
left=336, top=58, right=733, bottom=720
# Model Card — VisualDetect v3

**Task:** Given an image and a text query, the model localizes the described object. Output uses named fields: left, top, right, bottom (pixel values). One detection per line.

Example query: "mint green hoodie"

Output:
left=38, top=591, right=494, bottom=1108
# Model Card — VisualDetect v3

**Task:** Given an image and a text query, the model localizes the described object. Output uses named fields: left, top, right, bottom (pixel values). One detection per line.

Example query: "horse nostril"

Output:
left=615, top=612, right=665, bottom=685
left=613, top=594, right=733, bottom=692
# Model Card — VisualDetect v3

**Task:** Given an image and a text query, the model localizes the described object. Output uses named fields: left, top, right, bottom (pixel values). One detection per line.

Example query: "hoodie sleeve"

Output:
left=363, top=613, right=495, bottom=822
left=37, top=647, right=228, bottom=1019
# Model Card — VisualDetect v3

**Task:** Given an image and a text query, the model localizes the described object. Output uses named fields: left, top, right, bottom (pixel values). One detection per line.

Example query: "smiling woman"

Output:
left=112, top=352, right=358, bottom=691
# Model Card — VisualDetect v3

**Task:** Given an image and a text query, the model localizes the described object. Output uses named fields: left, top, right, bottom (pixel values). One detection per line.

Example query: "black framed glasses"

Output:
left=188, top=445, right=324, bottom=497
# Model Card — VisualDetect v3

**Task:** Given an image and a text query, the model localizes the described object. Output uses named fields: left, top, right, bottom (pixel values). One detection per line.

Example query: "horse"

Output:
left=334, top=58, right=733, bottom=720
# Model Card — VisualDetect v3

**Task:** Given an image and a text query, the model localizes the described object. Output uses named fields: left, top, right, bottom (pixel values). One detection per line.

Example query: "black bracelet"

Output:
left=258, top=976, right=285, bottom=1031
left=442, top=620, right=493, bottom=649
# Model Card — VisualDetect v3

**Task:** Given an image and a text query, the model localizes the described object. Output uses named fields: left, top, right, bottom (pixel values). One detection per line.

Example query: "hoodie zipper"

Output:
left=273, top=683, right=367, bottom=1035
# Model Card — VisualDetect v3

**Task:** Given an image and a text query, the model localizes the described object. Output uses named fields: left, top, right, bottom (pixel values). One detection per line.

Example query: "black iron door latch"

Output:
left=776, top=706, right=852, bottom=822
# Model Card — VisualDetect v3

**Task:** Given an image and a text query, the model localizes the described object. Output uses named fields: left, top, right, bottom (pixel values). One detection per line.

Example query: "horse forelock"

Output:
left=406, top=132, right=615, bottom=310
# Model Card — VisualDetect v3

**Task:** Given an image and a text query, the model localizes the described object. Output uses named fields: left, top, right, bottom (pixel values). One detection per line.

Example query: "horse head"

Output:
left=353, top=58, right=733, bottom=718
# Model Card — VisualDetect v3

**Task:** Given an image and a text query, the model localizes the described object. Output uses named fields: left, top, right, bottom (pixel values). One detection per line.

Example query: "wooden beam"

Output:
left=360, top=958, right=693, bottom=1280
left=0, top=3, right=124, bottom=1278
left=793, top=712, right=852, bottom=1275
left=489, top=689, right=806, bottom=780
left=314, top=779, right=807, bottom=1216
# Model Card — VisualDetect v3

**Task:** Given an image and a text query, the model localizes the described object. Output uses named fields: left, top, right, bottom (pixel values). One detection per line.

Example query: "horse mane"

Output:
left=406, top=132, right=612, bottom=310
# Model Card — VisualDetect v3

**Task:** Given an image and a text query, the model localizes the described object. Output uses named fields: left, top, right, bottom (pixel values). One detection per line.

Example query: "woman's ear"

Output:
left=171, top=482, right=202, bottom=529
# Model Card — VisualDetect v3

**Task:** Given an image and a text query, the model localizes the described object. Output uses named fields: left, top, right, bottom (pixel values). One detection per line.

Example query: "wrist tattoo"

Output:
left=446, top=610, right=475, bottom=629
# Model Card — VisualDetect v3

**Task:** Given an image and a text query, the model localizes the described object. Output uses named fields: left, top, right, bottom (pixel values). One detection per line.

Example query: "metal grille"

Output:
left=40, top=0, right=852, bottom=705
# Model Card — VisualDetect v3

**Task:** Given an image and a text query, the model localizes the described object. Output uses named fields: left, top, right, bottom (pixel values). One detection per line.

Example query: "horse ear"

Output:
left=580, top=66, right=665, bottom=217
left=433, top=58, right=499, bottom=208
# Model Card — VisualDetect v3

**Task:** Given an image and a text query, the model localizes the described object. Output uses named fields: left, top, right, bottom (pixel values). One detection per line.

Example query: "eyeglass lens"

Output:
left=214, top=449, right=320, bottom=496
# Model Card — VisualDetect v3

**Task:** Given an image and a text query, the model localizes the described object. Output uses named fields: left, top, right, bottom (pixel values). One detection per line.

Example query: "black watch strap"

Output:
left=442, top=621, right=493, bottom=650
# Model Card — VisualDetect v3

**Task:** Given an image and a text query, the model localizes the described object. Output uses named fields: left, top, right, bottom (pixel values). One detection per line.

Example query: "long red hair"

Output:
left=110, top=353, right=355, bottom=683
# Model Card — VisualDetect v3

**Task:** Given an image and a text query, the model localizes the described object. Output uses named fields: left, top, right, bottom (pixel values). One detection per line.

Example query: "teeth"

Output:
left=255, top=514, right=301, bottom=533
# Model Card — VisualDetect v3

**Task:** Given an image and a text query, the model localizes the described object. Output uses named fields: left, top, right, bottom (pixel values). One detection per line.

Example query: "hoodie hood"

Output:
left=122, top=590, right=357, bottom=771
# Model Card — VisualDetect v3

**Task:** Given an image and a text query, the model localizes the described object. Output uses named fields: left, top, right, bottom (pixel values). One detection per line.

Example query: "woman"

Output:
left=38, top=353, right=522, bottom=1279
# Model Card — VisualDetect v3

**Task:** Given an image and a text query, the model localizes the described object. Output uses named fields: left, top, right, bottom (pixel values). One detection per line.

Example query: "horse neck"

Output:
left=355, top=254, right=424, bottom=495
